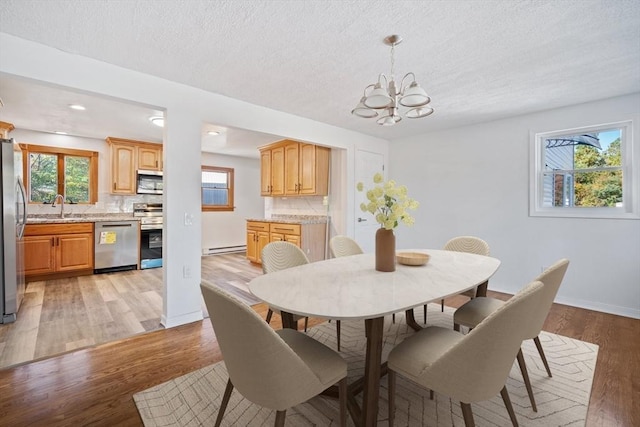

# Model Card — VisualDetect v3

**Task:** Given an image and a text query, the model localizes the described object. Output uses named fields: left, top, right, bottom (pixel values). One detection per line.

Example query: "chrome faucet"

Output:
left=52, top=194, right=65, bottom=218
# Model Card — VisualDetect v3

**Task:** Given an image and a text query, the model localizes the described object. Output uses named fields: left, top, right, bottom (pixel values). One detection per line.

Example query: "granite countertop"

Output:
left=246, top=215, right=330, bottom=225
left=26, top=213, right=137, bottom=224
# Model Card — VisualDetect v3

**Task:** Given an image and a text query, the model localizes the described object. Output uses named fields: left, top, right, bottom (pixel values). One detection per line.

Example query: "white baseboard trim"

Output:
left=490, top=285, right=640, bottom=319
left=161, top=310, right=204, bottom=328
left=202, top=245, right=246, bottom=255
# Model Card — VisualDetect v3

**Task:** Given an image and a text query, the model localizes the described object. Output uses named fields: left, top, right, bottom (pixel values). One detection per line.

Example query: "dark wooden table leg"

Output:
left=405, top=309, right=423, bottom=332
left=280, top=311, right=297, bottom=330
left=362, top=317, right=384, bottom=426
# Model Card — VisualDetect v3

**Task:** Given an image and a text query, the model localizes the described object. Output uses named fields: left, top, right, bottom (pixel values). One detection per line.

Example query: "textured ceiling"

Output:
left=0, top=0, right=639, bottom=155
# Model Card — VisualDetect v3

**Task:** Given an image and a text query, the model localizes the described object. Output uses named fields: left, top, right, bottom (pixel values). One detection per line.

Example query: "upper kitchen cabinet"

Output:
left=137, top=145, right=163, bottom=171
left=106, top=137, right=163, bottom=195
left=0, top=121, right=15, bottom=138
left=259, top=140, right=329, bottom=197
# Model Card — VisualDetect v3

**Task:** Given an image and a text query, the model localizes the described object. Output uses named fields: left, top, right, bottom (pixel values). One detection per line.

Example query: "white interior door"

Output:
left=354, top=149, right=384, bottom=253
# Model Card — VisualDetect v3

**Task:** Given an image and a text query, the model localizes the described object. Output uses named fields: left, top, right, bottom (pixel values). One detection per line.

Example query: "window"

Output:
left=201, top=166, right=234, bottom=211
left=21, top=144, right=98, bottom=204
left=530, top=120, right=639, bottom=219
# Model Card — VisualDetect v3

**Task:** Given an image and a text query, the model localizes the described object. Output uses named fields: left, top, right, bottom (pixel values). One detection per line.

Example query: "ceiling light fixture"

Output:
left=207, top=130, right=220, bottom=136
left=54, top=131, right=68, bottom=135
left=352, top=35, right=433, bottom=126
left=149, top=116, right=164, bottom=127
left=68, top=104, right=86, bottom=111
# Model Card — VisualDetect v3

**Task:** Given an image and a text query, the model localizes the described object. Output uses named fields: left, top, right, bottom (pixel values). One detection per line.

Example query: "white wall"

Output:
left=201, top=152, right=263, bottom=251
left=390, top=93, right=640, bottom=318
left=0, top=33, right=389, bottom=328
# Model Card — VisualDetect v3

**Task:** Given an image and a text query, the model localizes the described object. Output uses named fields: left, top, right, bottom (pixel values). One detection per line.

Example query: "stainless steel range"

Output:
left=133, top=203, right=163, bottom=269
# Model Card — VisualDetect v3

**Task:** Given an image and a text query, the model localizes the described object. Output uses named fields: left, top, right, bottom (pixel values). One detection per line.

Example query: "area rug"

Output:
left=134, top=304, right=598, bottom=426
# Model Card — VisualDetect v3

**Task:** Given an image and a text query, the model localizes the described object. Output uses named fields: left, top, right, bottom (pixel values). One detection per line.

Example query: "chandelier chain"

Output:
left=390, top=43, right=395, bottom=82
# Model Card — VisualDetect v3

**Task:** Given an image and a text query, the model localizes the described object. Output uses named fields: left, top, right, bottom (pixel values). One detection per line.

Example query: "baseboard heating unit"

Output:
left=202, top=245, right=246, bottom=255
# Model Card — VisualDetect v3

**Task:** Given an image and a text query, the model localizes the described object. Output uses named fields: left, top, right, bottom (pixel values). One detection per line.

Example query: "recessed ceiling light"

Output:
left=150, top=116, right=164, bottom=127
left=68, top=104, right=86, bottom=111
left=207, top=131, right=220, bottom=136
left=54, top=131, right=68, bottom=135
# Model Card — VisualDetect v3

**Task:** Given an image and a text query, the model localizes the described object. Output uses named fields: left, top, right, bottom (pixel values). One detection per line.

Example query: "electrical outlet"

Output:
left=322, top=196, right=329, bottom=206
left=183, top=265, right=191, bottom=278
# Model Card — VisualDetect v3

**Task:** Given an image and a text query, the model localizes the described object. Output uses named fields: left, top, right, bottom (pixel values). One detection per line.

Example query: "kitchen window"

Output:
left=20, top=144, right=98, bottom=204
left=202, top=166, right=234, bottom=212
left=529, top=120, right=639, bottom=219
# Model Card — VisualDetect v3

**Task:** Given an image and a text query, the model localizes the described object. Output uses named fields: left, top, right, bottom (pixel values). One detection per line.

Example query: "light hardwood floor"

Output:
left=0, top=253, right=638, bottom=426
left=0, top=253, right=261, bottom=369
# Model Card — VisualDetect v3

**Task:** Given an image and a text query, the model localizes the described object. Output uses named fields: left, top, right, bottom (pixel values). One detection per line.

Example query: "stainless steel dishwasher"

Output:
left=94, top=220, right=139, bottom=273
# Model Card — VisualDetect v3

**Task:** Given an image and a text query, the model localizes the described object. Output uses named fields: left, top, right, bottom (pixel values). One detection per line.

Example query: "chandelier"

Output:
left=351, top=35, right=433, bottom=126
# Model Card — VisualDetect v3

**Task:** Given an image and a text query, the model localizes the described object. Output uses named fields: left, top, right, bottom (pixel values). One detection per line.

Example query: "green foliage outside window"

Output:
left=574, top=139, right=622, bottom=207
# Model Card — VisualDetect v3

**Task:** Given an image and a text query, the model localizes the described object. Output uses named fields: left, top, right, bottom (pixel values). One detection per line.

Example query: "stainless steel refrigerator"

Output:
left=1, top=138, right=26, bottom=324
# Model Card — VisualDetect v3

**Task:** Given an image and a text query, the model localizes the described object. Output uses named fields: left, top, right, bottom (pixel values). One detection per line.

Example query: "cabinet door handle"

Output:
left=155, top=160, right=158, bottom=167
left=113, top=182, right=116, bottom=190
left=51, top=237, right=55, bottom=247
left=56, top=237, right=59, bottom=246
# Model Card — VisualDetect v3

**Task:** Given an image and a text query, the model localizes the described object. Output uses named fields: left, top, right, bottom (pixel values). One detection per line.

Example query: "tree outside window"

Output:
left=21, top=144, right=98, bottom=204
left=202, top=166, right=234, bottom=212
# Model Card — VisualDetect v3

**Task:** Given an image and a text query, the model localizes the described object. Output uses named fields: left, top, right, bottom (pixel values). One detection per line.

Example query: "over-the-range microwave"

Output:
left=136, top=169, right=163, bottom=194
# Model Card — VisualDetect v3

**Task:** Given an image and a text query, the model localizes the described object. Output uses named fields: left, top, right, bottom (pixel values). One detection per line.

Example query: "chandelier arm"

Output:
left=399, top=72, right=416, bottom=92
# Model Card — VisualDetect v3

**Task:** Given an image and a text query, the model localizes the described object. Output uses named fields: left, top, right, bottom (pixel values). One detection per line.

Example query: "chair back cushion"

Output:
left=420, top=280, right=545, bottom=403
left=200, top=283, right=322, bottom=410
left=330, top=235, right=364, bottom=257
left=261, top=241, right=310, bottom=274
left=524, top=258, right=569, bottom=339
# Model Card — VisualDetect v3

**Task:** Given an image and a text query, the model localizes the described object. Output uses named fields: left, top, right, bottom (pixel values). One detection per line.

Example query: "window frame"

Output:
left=201, top=165, right=234, bottom=212
left=529, top=119, right=639, bottom=219
left=20, top=143, right=99, bottom=204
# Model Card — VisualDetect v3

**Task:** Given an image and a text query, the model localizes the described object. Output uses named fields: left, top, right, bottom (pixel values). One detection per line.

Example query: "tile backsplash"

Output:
left=265, top=196, right=330, bottom=218
left=27, top=193, right=162, bottom=215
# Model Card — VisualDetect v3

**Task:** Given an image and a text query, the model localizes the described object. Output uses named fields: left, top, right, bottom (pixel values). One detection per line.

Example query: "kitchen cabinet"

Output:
left=137, top=145, right=162, bottom=171
left=0, top=121, right=14, bottom=138
left=246, top=221, right=270, bottom=264
left=107, top=137, right=163, bottom=195
left=259, top=140, right=329, bottom=197
left=23, top=222, right=94, bottom=281
left=269, top=223, right=301, bottom=247
left=260, top=144, right=285, bottom=196
left=246, top=220, right=327, bottom=264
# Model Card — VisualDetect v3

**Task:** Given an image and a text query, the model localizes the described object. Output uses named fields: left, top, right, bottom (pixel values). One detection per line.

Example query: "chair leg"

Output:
left=453, top=323, right=460, bottom=332
left=516, top=348, right=537, bottom=412
left=336, top=320, right=341, bottom=351
left=265, top=308, right=273, bottom=324
left=430, top=389, right=434, bottom=400
left=423, top=304, right=428, bottom=324
left=500, top=386, right=519, bottom=427
left=303, top=316, right=308, bottom=332
left=339, top=377, right=347, bottom=427
left=441, top=298, right=445, bottom=312
left=388, top=369, right=396, bottom=427
left=460, top=402, right=475, bottom=427
left=274, top=410, right=286, bottom=427
left=534, top=336, right=552, bottom=377
left=392, top=312, right=396, bottom=323
left=215, top=379, right=234, bottom=427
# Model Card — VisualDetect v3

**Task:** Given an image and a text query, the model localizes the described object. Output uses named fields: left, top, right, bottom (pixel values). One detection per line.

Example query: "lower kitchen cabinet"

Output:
left=246, top=220, right=327, bottom=264
left=23, top=222, right=94, bottom=282
left=246, top=221, right=270, bottom=264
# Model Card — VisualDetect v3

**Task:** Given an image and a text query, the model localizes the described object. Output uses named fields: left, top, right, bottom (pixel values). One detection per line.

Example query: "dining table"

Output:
left=249, top=249, right=501, bottom=427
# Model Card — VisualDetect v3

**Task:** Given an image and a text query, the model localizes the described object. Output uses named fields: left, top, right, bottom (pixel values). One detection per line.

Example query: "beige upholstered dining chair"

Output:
left=387, top=279, right=545, bottom=427
left=328, top=235, right=364, bottom=350
left=419, top=236, right=491, bottom=324
left=453, top=258, right=570, bottom=412
left=329, top=235, right=364, bottom=258
left=200, top=283, right=348, bottom=427
left=261, top=241, right=311, bottom=331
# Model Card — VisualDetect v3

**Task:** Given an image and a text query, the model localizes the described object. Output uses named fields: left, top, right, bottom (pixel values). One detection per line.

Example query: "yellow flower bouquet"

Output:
left=357, top=172, right=419, bottom=230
